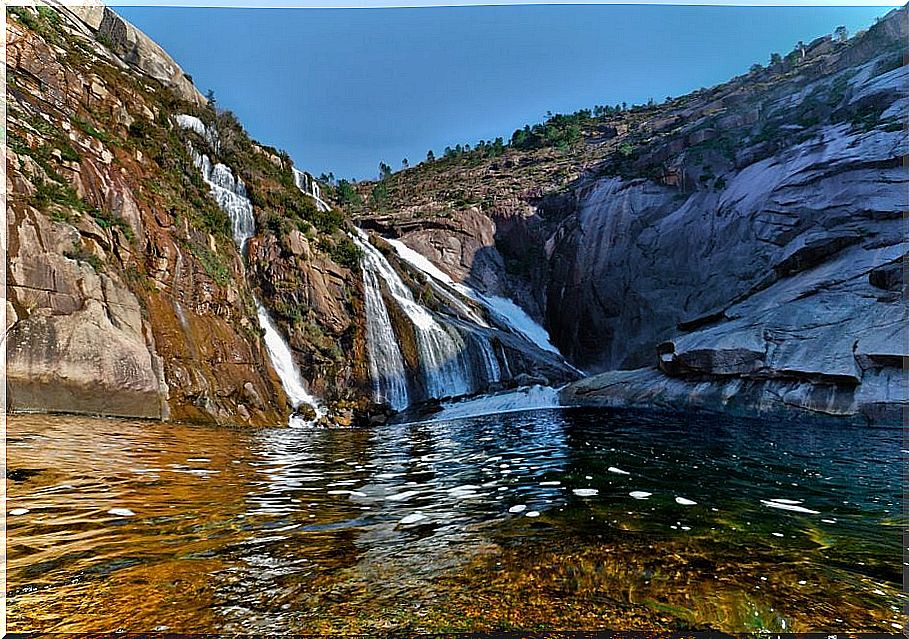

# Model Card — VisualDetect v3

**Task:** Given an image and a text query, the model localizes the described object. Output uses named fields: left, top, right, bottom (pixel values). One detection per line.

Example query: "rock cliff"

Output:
left=5, top=4, right=369, bottom=424
left=357, top=6, right=907, bottom=425
left=5, top=3, right=575, bottom=425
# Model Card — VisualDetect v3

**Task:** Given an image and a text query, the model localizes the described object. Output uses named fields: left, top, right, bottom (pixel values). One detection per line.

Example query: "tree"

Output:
left=370, top=182, right=388, bottom=207
left=834, top=25, right=848, bottom=43
left=426, top=149, right=435, bottom=163
left=378, top=162, right=392, bottom=180
left=205, top=89, right=217, bottom=109
left=769, top=52, right=782, bottom=65
left=750, top=63, right=764, bottom=73
left=402, top=158, right=409, bottom=169
left=336, top=179, right=362, bottom=207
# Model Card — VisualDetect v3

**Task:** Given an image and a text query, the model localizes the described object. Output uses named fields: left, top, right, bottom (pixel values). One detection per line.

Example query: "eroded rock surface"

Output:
left=362, top=6, right=907, bottom=424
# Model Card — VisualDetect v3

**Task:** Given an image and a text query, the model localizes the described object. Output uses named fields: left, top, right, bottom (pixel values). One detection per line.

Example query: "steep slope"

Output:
left=6, top=3, right=579, bottom=424
left=353, top=6, right=907, bottom=424
left=5, top=4, right=371, bottom=424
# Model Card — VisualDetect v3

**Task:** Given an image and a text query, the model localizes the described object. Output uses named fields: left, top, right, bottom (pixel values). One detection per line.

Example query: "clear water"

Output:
left=7, top=409, right=904, bottom=632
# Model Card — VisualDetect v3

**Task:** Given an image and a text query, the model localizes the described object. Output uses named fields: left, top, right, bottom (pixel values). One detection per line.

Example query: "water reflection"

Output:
left=7, top=409, right=904, bottom=633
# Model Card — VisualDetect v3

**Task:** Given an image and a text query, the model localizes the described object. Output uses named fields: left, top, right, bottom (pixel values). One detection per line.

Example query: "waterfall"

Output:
left=418, top=385, right=562, bottom=424
left=178, top=115, right=324, bottom=424
left=475, top=334, right=501, bottom=383
left=256, top=303, right=323, bottom=422
left=361, top=260, right=410, bottom=410
left=191, top=150, right=255, bottom=250
left=385, top=236, right=563, bottom=358
left=353, top=230, right=475, bottom=403
left=292, top=167, right=331, bottom=212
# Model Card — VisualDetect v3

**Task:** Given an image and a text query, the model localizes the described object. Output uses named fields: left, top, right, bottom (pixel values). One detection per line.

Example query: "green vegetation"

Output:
left=336, top=179, right=363, bottom=208
left=29, top=177, right=135, bottom=239
left=8, top=5, right=64, bottom=46
left=64, top=243, right=103, bottom=271
left=327, top=236, right=362, bottom=270
left=186, top=240, right=231, bottom=285
left=90, top=207, right=134, bottom=240
left=32, top=179, right=83, bottom=215
left=370, top=182, right=388, bottom=208
left=74, top=115, right=115, bottom=145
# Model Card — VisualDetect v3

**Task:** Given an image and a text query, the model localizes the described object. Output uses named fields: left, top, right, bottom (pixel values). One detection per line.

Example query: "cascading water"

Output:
left=190, top=151, right=256, bottom=250
left=178, top=115, right=324, bottom=424
left=360, top=259, right=410, bottom=410
left=384, top=237, right=561, bottom=356
left=292, top=167, right=331, bottom=212
left=353, top=230, right=476, bottom=403
left=256, top=303, right=323, bottom=425
left=421, top=385, right=562, bottom=424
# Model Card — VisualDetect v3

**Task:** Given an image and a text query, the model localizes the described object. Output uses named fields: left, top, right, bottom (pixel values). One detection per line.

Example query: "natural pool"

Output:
left=7, top=407, right=904, bottom=632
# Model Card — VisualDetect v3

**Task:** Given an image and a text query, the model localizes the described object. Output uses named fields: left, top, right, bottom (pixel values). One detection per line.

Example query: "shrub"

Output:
left=328, top=236, right=362, bottom=270
left=64, top=244, right=103, bottom=271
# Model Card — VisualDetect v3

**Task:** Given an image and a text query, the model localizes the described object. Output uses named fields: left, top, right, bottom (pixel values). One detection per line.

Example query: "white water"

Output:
left=481, top=295, right=560, bottom=355
left=191, top=151, right=256, bottom=250
left=385, top=237, right=560, bottom=355
left=174, top=114, right=220, bottom=150
left=257, top=303, right=325, bottom=424
left=353, top=230, right=476, bottom=402
left=421, top=384, right=562, bottom=423
left=360, top=250, right=410, bottom=411
left=177, top=115, right=324, bottom=424
left=385, top=237, right=489, bottom=326
left=292, top=167, right=331, bottom=212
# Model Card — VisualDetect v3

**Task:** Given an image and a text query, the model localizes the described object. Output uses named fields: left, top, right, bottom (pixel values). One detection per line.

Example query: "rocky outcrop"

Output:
left=57, top=2, right=206, bottom=106
left=6, top=6, right=288, bottom=423
left=364, top=6, right=907, bottom=425
left=247, top=232, right=372, bottom=406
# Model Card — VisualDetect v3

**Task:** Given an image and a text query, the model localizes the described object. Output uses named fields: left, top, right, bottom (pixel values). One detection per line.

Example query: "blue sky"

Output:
left=118, top=5, right=895, bottom=180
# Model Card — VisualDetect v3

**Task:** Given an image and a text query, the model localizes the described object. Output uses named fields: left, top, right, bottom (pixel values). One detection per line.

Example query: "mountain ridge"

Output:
left=350, top=5, right=908, bottom=424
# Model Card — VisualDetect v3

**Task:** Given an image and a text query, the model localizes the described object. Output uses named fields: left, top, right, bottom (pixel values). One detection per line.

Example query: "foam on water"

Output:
left=399, top=513, right=427, bottom=525
left=761, top=499, right=820, bottom=514
left=422, top=385, right=562, bottom=423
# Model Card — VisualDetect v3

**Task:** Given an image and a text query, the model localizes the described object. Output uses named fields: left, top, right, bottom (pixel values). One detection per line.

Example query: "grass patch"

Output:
left=89, top=207, right=134, bottom=240
left=32, top=179, right=83, bottom=213
left=74, top=116, right=115, bottom=145
left=187, top=241, right=232, bottom=286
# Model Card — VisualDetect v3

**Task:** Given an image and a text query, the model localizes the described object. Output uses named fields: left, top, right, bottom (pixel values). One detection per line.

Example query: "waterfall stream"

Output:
left=179, top=115, right=323, bottom=424
left=353, top=230, right=481, bottom=403
left=359, top=256, right=410, bottom=410
left=385, top=237, right=561, bottom=355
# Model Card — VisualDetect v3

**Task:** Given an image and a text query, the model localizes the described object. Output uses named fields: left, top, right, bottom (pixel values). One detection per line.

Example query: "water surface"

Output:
left=7, top=408, right=904, bottom=632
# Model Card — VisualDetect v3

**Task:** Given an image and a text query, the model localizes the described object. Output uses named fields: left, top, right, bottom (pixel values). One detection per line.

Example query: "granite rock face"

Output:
left=369, top=6, right=907, bottom=424
left=59, top=2, right=206, bottom=106
left=6, top=6, right=287, bottom=423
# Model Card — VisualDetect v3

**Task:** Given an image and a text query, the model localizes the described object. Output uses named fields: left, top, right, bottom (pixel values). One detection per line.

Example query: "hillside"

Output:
left=5, top=2, right=577, bottom=425
left=6, top=3, right=376, bottom=424
left=351, top=6, right=908, bottom=424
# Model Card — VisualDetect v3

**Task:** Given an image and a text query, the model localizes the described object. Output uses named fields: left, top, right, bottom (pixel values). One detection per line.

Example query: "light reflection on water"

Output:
left=7, top=408, right=904, bottom=632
